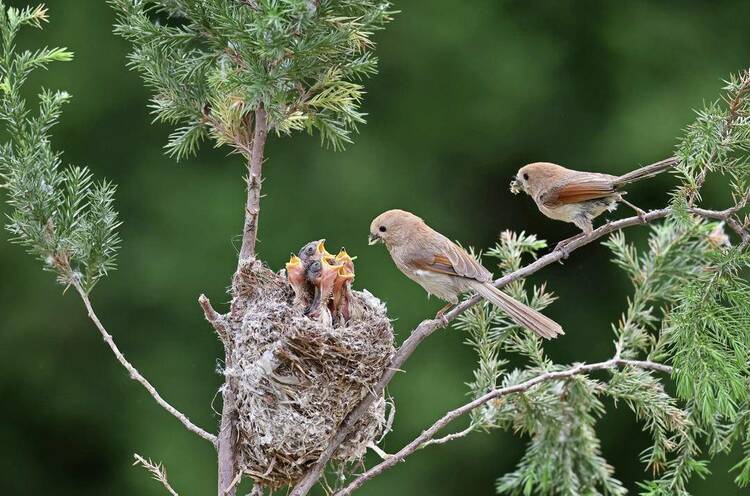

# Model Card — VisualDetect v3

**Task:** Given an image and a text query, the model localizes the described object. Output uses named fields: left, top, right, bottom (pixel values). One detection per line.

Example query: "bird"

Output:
left=368, top=209, right=563, bottom=339
left=305, top=256, right=343, bottom=321
left=285, top=254, right=309, bottom=307
left=510, top=158, right=676, bottom=251
left=331, top=248, right=355, bottom=322
left=298, top=239, right=329, bottom=265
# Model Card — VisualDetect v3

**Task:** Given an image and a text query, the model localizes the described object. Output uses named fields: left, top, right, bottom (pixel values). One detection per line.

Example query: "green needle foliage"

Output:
left=457, top=71, right=750, bottom=495
left=110, top=0, right=395, bottom=159
left=0, top=3, right=121, bottom=293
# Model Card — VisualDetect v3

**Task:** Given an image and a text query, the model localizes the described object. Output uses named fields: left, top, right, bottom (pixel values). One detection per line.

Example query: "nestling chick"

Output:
left=305, top=257, right=343, bottom=321
left=298, top=239, right=328, bottom=265
left=369, top=209, right=563, bottom=339
left=510, top=158, right=676, bottom=244
left=331, top=248, right=355, bottom=322
left=285, top=254, right=308, bottom=307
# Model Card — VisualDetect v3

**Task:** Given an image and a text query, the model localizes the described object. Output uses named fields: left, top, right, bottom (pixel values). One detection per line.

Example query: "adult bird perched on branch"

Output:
left=510, top=157, right=677, bottom=250
left=368, top=209, right=563, bottom=339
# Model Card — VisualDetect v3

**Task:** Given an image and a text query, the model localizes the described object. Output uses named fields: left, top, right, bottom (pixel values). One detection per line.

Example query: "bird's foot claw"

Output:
left=436, top=303, right=453, bottom=320
left=554, top=241, right=571, bottom=260
left=435, top=306, right=452, bottom=326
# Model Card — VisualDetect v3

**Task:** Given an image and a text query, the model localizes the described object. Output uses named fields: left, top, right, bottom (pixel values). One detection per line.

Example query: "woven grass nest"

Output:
left=226, top=252, right=395, bottom=488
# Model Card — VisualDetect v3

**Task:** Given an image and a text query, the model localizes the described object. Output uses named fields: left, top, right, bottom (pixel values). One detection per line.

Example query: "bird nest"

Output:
left=225, top=257, right=395, bottom=488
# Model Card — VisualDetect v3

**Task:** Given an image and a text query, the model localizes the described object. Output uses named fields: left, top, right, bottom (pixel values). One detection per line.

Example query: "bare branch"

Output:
left=335, top=358, right=672, bottom=495
left=133, top=453, right=180, bottom=496
left=199, top=294, right=230, bottom=343
left=72, top=282, right=217, bottom=445
left=691, top=205, right=750, bottom=243
left=238, top=107, right=269, bottom=266
left=421, top=424, right=475, bottom=448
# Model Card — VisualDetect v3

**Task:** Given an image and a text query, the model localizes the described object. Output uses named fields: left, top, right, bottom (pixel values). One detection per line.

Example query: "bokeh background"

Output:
left=1, top=0, right=749, bottom=494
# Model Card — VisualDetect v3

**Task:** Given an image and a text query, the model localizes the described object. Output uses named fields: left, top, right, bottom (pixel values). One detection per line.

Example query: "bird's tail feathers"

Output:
left=469, top=280, right=564, bottom=340
left=614, top=157, right=677, bottom=187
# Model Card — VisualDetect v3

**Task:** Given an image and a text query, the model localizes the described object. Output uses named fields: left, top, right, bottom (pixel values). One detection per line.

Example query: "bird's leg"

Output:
left=435, top=302, right=453, bottom=319
left=619, top=195, right=647, bottom=222
left=554, top=233, right=583, bottom=259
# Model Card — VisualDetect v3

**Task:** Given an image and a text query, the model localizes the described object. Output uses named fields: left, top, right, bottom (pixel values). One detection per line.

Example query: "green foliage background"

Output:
left=1, top=1, right=749, bottom=494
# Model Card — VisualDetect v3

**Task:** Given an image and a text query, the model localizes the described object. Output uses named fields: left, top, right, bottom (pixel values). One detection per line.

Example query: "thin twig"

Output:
left=335, top=358, right=671, bottom=495
left=133, top=453, right=180, bottom=496
left=199, top=294, right=230, bottom=344
left=72, top=282, right=218, bottom=445
left=421, top=424, right=475, bottom=448
left=691, top=205, right=750, bottom=243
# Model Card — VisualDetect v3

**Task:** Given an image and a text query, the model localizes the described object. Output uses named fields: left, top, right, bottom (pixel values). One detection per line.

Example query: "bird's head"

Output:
left=369, top=209, right=425, bottom=248
left=512, top=162, right=568, bottom=198
left=298, top=239, right=327, bottom=263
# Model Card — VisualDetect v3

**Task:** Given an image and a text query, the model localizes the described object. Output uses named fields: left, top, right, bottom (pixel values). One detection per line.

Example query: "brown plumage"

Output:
left=368, top=209, right=563, bottom=339
left=511, top=158, right=676, bottom=235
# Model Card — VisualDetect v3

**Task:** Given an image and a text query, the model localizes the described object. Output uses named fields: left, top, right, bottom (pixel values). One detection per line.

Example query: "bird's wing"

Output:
left=411, top=239, right=492, bottom=283
left=539, top=174, right=616, bottom=207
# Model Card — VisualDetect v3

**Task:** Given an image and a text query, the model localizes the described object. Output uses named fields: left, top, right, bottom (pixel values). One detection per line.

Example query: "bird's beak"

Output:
left=368, top=233, right=381, bottom=245
left=509, top=176, right=522, bottom=195
left=336, top=248, right=354, bottom=263
left=287, top=254, right=301, bottom=267
left=316, top=239, right=327, bottom=253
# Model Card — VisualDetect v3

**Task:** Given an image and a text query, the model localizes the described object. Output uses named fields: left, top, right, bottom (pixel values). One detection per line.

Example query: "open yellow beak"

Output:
left=336, top=248, right=354, bottom=263
left=317, top=239, right=334, bottom=257
left=337, top=265, right=354, bottom=279
left=285, top=254, right=301, bottom=270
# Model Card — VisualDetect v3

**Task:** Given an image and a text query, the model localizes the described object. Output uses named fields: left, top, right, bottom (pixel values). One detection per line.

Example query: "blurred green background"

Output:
left=1, top=0, right=749, bottom=494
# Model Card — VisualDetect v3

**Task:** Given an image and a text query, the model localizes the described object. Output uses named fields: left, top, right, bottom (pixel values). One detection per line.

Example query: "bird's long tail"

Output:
left=468, top=280, right=564, bottom=339
left=614, top=157, right=678, bottom=187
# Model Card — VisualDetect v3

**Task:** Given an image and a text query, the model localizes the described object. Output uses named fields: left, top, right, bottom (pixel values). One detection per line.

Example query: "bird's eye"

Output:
left=523, top=173, right=529, bottom=180
left=379, top=226, right=386, bottom=233
left=306, top=246, right=315, bottom=255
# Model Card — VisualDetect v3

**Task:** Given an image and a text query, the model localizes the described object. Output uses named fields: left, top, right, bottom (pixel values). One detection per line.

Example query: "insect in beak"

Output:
left=509, top=176, right=522, bottom=195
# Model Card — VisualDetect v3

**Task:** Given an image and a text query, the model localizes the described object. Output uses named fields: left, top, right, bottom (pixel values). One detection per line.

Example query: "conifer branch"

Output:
left=335, top=357, right=671, bottom=496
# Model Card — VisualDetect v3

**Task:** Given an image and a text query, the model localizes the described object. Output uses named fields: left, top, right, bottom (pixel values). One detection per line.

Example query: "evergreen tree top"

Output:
left=111, top=0, right=395, bottom=158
